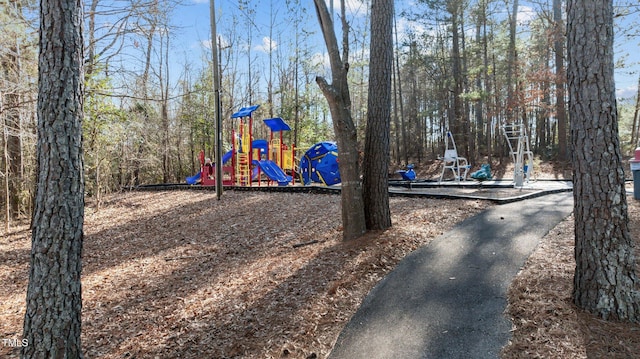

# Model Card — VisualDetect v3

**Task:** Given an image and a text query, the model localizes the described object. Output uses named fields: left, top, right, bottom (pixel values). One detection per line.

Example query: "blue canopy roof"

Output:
left=263, top=117, right=291, bottom=132
left=252, top=139, right=269, bottom=152
left=231, top=105, right=260, bottom=118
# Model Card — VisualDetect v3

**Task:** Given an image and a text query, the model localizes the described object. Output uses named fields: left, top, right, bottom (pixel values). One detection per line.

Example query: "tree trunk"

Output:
left=483, top=4, right=492, bottom=163
left=474, top=10, right=483, bottom=156
left=567, top=0, right=640, bottom=322
left=313, top=0, right=366, bottom=241
left=5, top=82, right=21, bottom=219
left=554, top=0, right=568, bottom=161
left=362, top=0, right=393, bottom=230
left=506, top=0, right=519, bottom=123
left=450, top=5, right=466, bottom=155
left=630, top=74, right=640, bottom=146
left=22, top=0, right=85, bottom=356
left=2, top=26, right=23, bottom=220
left=3, top=113, right=10, bottom=232
left=160, top=32, right=170, bottom=183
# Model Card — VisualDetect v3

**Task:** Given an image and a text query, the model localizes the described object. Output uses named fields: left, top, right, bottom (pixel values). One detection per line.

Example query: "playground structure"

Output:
left=299, top=142, right=341, bottom=186
left=185, top=149, right=234, bottom=186
left=174, top=112, right=564, bottom=200
left=439, top=131, right=470, bottom=183
left=186, top=108, right=536, bottom=190
left=231, top=105, right=295, bottom=186
left=502, top=123, right=534, bottom=187
left=187, top=105, right=301, bottom=187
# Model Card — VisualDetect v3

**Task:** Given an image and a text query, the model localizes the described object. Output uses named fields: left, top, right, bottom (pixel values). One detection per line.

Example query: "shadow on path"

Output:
left=329, top=192, right=574, bottom=359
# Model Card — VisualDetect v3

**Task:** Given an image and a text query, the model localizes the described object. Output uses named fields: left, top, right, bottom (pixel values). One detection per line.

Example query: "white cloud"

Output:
left=344, top=0, right=367, bottom=17
left=311, top=51, right=330, bottom=72
left=617, top=84, right=638, bottom=99
left=200, top=35, right=230, bottom=50
left=517, top=5, right=536, bottom=25
left=254, top=36, right=277, bottom=54
left=395, top=16, right=428, bottom=39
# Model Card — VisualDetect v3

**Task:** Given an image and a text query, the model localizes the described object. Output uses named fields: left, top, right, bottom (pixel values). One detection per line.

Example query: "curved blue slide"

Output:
left=186, top=150, right=233, bottom=184
left=222, top=150, right=232, bottom=164
left=253, top=159, right=292, bottom=186
left=186, top=172, right=202, bottom=185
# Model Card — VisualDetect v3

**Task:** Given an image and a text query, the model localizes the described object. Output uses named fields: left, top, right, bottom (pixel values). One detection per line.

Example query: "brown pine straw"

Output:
left=502, top=196, right=640, bottom=358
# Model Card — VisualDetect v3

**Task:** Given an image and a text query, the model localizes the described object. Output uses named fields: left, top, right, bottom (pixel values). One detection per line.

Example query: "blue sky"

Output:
left=163, top=0, right=639, bottom=99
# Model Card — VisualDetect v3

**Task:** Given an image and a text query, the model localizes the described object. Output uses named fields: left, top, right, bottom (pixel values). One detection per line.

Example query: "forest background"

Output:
left=2, top=0, right=640, bottom=227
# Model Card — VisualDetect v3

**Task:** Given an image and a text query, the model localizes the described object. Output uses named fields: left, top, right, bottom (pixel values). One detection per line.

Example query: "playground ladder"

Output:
left=236, top=153, right=250, bottom=186
left=502, top=123, right=534, bottom=187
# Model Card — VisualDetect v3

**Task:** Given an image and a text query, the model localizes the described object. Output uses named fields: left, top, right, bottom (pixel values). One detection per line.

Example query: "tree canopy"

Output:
left=1, top=0, right=640, bottom=216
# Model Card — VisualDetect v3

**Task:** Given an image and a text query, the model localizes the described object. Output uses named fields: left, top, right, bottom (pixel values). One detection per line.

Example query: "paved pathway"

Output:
left=329, top=192, right=574, bottom=359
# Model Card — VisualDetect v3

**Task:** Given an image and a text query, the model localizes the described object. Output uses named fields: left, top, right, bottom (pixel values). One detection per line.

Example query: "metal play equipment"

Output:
left=439, top=131, right=470, bottom=183
left=502, top=123, right=534, bottom=187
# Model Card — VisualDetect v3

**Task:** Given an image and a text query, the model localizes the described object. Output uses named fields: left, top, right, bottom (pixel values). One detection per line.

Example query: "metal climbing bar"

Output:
left=502, top=123, right=534, bottom=187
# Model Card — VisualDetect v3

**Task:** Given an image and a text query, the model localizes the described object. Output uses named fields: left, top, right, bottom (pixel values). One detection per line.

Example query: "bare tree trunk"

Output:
left=392, top=53, right=401, bottom=164
left=363, top=0, right=393, bottom=230
left=86, top=0, right=99, bottom=76
left=3, top=112, right=9, bottom=232
left=483, top=4, right=492, bottom=163
left=449, top=2, right=466, bottom=156
left=2, top=29, right=23, bottom=220
left=160, top=31, right=170, bottom=183
left=391, top=11, right=402, bottom=163
left=22, top=0, right=85, bottom=356
left=630, top=74, right=640, bottom=146
left=313, top=0, right=366, bottom=241
left=5, top=88, right=21, bottom=220
left=554, top=0, right=568, bottom=161
left=567, top=0, right=640, bottom=322
left=506, top=0, right=519, bottom=123
left=474, top=9, right=483, bottom=157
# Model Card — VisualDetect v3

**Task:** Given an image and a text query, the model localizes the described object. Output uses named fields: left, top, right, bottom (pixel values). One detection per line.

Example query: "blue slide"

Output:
left=186, top=171, right=202, bottom=185
left=253, top=160, right=292, bottom=186
left=222, top=150, right=232, bottom=164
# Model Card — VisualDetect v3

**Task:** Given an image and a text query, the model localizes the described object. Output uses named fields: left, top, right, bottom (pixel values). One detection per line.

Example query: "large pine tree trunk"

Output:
left=362, top=0, right=393, bottom=230
left=567, top=0, right=640, bottom=322
left=22, top=0, right=85, bottom=356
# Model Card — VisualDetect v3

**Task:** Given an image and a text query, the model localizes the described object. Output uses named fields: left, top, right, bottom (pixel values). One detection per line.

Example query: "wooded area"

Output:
left=2, top=0, right=640, bottom=227
left=3, top=2, right=640, bottom=356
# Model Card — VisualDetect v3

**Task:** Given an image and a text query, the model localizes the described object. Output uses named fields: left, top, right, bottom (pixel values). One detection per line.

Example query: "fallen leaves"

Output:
left=502, top=197, right=640, bottom=358
left=8, top=187, right=637, bottom=358
left=1, top=190, right=487, bottom=358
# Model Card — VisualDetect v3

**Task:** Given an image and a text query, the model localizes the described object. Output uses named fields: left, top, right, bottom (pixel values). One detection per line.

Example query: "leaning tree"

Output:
left=313, top=0, right=366, bottom=241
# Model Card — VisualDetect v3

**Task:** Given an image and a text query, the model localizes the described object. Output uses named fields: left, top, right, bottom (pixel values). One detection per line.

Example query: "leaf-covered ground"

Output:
left=502, top=188, right=640, bottom=358
left=1, top=190, right=487, bottom=358
left=2, top=186, right=640, bottom=358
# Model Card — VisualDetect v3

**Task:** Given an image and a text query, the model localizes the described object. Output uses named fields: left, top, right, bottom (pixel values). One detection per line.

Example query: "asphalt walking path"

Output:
left=329, top=192, right=574, bottom=359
